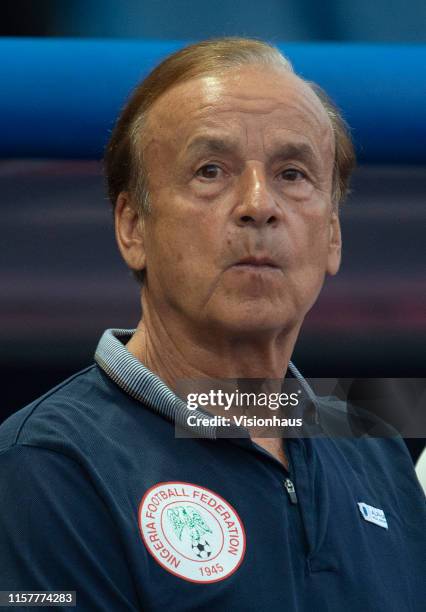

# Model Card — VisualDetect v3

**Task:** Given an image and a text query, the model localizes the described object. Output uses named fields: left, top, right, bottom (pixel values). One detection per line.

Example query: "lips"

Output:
left=233, top=256, right=279, bottom=268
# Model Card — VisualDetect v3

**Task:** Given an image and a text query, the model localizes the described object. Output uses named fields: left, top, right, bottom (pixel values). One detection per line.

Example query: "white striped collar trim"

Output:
left=94, top=328, right=319, bottom=438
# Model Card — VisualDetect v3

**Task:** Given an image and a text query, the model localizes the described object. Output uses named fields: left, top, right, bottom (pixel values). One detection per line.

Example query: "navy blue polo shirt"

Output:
left=0, top=329, right=425, bottom=611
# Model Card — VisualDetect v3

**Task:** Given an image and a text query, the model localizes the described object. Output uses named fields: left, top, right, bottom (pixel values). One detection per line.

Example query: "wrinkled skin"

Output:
left=116, top=65, right=341, bottom=383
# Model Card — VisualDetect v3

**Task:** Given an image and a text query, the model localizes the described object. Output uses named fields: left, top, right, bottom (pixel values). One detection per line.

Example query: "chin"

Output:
left=211, top=302, right=298, bottom=336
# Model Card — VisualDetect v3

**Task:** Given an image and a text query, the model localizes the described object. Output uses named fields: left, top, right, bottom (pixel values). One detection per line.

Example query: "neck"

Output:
left=126, top=293, right=301, bottom=394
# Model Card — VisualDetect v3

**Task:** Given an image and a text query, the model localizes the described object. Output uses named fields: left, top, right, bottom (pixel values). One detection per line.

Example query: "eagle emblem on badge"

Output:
left=167, top=505, right=213, bottom=559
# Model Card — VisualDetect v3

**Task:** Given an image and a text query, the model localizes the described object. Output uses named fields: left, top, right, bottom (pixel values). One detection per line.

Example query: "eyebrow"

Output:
left=184, top=136, right=239, bottom=158
left=267, top=142, right=320, bottom=172
left=184, top=136, right=320, bottom=172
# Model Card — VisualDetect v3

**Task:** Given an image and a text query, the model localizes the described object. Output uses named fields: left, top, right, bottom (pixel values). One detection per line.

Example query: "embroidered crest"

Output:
left=138, top=481, right=246, bottom=582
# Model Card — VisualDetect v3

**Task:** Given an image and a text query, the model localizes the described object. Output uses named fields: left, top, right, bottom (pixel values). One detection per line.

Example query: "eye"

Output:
left=195, top=164, right=223, bottom=180
left=279, top=168, right=306, bottom=182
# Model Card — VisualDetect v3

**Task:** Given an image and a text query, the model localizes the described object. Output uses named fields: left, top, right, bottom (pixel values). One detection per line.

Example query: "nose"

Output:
left=234, top=164, right=281, bottom=228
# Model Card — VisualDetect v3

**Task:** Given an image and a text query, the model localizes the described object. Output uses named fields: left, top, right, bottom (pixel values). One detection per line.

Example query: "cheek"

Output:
left=308, top=217, right=330, bottom=256
left=146, top=198, right=220, bottom=285
left=287, top=204, right=331, bottom=264
left=282, top=212, right=331, bottom=313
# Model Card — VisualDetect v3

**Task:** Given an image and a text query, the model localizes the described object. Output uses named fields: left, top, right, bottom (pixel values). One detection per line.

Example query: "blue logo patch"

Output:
left=357, top=502, right=388, bottom=529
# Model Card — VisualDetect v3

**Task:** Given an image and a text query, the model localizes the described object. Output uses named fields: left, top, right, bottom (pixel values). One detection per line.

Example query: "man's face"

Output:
left=138, top=65, right=340, bottom=338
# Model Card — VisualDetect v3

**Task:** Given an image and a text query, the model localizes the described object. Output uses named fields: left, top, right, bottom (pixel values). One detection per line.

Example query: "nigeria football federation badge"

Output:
left=138, top=481, right=246, bottom=583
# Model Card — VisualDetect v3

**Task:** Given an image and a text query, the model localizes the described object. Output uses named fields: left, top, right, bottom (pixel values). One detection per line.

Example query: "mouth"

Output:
left=232, top=256, right=280, bottom=269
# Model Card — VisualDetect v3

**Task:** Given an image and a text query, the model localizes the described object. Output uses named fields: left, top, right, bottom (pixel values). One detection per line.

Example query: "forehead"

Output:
left=143, top=65, right=333, bottom=159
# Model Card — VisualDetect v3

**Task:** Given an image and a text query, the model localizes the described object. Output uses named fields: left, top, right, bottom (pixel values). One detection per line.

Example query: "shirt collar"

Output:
left=94, top=328, right=320, bottom=438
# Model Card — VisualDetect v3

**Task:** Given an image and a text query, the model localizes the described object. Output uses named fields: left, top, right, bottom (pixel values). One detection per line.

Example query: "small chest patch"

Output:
left=357, top=502, right=388, bottom=529
left=138, top=481, right=246, bottom=583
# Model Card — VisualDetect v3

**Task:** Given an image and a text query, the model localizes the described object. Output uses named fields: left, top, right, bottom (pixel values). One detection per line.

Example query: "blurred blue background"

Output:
left=3, top=0, right=426, bottom=42
left=1, top=0, right=425, bottom=459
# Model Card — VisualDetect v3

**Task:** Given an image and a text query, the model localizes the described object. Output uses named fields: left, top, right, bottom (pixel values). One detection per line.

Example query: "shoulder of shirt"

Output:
left=0, top=363, right=138, bottom=456
left=315, top=395, right=416, bottom=468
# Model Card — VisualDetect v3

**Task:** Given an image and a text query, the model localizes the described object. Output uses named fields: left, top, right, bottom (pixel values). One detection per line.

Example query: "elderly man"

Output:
left=0, top=38, right=424, bottom=611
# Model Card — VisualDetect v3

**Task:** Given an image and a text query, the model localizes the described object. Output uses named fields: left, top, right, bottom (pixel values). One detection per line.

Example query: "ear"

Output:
left=326, top=211, right=342, bottom=276
left=114, top=192, right=146, bottom=272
